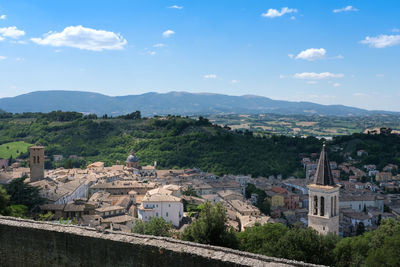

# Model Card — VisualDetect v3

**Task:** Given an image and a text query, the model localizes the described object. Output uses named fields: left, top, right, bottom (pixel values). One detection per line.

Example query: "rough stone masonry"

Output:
left=0, top=216, right=323, bottom=267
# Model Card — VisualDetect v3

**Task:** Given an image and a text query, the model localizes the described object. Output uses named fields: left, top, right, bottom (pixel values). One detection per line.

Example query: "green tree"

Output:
left=133, top=217, right=172, bottom=237
left=0, top=186, right=10, bottom=215
left=356, top=222, right=365, bottom=236
left=237, top=223, right=338, bottom=266
left=237, top=222, right=288, bottom=255
left=5, top=177, right=44, bottom=211
left=334, top=218, right=400, bottom=267
left=38, top=211, right=54, bottom=221
left=275, top=227, right=338, bottom=265
left=6, top=204, right=28, bottom=218
left=182, top=202, right=238, bottom=248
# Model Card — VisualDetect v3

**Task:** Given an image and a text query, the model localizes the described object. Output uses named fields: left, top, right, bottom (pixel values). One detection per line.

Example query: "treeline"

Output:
left=330, top=133, right=400, bottom=170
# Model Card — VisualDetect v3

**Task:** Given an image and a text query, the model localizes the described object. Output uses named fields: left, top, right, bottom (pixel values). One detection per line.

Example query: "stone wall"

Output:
left=0, top=216, right=321, bottom=267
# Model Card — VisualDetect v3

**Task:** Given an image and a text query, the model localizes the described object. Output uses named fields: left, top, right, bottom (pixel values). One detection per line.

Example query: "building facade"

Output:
left=138, top=193, right=183, bottom=227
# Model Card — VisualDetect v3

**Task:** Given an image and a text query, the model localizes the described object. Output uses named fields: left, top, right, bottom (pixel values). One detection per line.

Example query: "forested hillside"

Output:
left=0, top=111, right=322, bottom=177
left=1, top=111, right=399, bottom=178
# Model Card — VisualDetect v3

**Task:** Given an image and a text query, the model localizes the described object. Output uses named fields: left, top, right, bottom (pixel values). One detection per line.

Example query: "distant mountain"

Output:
left=0, top=90, right=396, bottom=116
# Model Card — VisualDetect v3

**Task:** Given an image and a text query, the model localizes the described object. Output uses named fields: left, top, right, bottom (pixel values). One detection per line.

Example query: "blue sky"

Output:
left=0, top=0, right=399, bottom=111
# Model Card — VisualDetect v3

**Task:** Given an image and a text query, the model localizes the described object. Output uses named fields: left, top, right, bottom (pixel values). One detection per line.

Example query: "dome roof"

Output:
left=126, top=154, right=139, bottom=163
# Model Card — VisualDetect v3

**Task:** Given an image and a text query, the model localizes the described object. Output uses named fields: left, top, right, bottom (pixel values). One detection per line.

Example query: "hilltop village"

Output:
left=1, top=142, right=400, bottom=237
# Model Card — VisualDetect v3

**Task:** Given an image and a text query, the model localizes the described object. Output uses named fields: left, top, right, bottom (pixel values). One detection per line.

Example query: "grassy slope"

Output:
left=0, top=141, right=32, bottom=159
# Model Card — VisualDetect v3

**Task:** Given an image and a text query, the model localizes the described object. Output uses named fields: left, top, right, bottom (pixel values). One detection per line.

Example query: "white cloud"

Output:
left=0, top=15, right=6, bottom=20
left=153, top=43, right=166, bottom=48
left=392, top=28, right=400, bottom=33
left=168, top=5, right=183, bottom=9
left=333, top=83, right=341, bottom=87
left=306, top=81, right=318, bottom=84
left=376, top=74, right=384, bottom=77
left=231, top=80, right=240, bottom=84
left=294, top=48, right=326, bottom=61
left=0, top=36, right=4, bottom=41
left=204, top=74, right=217, bottom=79
left=279, top=74, right=287, bottom=79
left=333, top=6, right=358, bottom=13
left=162, top=30, right=175, bottom=38
left=0, top=56, right=6, bottom=60
left=261, top=7, right=297, bottom=18
left=293, top=72, right=344, bottom=80
left=31, top=25, right=127, bottom=51
left=360, top=34, right=400, bottom=48
left=0, top=26, right=25, bottom=38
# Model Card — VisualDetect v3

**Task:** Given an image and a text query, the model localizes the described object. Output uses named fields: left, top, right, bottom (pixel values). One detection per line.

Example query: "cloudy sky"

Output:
left=0, top=1, right=399, bottom=111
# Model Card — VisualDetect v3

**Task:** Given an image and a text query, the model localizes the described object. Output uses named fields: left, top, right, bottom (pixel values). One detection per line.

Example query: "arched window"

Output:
left=33, top=156, right=36, bottom=164
left=313, top=196, right=318, bottom=215
left=320, top=196, right=325, bottom=216
left=37, top=156, right=40, bottom=164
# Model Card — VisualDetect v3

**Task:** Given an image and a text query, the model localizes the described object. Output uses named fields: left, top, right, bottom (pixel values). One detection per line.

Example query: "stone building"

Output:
left=308, top=144, right=340, bottom=235
left=126, top=150, right=139, bottom=168
left=29, top=146, right=45, bottom=182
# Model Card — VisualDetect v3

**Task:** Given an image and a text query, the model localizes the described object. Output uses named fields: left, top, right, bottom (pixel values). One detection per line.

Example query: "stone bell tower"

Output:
left=29, top=146, right=45, bottom=182
left=308, top=144, right=339, bottom=235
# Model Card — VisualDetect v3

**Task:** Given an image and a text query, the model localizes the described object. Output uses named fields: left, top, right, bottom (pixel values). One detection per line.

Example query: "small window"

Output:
left=156, top=212, right=158, bottom=217
left=166, top=212, right=168, bottom=217
left=169, top=204, right=171, bottom=207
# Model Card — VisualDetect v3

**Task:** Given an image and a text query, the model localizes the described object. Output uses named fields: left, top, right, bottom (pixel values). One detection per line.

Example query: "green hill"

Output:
left=0, top=141, right=32, bottom=159
left=1, top=111, right=399, bottom=178
left=0, top=112, right=323, bottom=177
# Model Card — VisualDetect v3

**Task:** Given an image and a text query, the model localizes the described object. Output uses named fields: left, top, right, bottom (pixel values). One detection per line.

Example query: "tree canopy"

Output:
left=4, top=177, right=44, bottom=211
left=132, top=217, right=172, bottom=237
left=182, top=202, right=238, bottom=249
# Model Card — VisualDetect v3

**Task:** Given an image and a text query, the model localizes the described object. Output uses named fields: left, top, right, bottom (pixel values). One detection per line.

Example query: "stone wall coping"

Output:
left=0, top=215, right=324, bottom=267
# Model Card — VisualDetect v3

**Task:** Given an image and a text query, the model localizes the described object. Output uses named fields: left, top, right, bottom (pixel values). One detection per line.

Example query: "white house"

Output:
left=138, top=191, right=183, bottom=227
left=340, top=194, right=384, bottom=212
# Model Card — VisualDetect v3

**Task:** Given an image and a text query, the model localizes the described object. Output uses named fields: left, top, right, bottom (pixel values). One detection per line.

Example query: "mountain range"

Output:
left=0, top=90, right=396, bottom=116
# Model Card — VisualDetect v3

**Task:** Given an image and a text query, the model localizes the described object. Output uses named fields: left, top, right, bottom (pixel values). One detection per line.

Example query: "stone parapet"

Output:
left=0, top=216, right=323, bottom=267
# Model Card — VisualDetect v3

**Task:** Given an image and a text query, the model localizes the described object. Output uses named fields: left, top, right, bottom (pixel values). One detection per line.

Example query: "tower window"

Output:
left=320, top=197, right=325, bottom=216
left=313, top=196, right=318, bottom=215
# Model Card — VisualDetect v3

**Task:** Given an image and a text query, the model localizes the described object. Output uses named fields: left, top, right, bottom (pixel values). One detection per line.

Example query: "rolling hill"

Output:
left=0, top=90, right=396, bottom=116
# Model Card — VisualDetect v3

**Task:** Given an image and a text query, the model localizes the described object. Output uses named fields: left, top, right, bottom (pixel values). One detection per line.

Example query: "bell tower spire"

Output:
left=307, top=143, right=340, bottom=235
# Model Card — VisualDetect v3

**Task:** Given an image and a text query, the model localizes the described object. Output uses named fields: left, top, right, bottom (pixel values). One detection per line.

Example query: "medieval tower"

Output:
left=29, top=146, right=45, bottom=182
left=308, top=144, right=339, bottom=235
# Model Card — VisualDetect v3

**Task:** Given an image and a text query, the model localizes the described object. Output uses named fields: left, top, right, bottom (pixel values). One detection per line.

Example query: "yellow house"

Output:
left=266, top=192, right=285, bottom=208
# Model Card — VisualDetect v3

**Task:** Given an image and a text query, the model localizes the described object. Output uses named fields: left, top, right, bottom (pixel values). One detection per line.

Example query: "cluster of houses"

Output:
left=1, top=144, right=400, bottom=237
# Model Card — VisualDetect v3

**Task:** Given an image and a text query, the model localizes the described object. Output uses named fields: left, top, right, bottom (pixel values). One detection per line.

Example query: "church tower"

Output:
left=29, top=146, right=45, bottom=182
left=308, top=144, right=339, bottom=235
